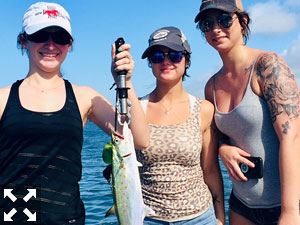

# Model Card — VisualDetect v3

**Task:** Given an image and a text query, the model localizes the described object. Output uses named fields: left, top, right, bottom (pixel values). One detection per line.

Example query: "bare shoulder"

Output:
left=0, top=86, right=12, bottom=104
left=255, top=51, right=292, bottom=80
left=0, top=85, right=12, bottom=95
left=255, top=50, right=297, bottom=101
left=71, top=83, right=100, bottom=98
left=69, top=83, right=114, bottom=125
left=204, top=76, right=214, bottom=104
left=70, top=83, right=112, bottom=109
left=71, top=83, right=111, bottom=103
left=204, top=68, right=223, bottom=104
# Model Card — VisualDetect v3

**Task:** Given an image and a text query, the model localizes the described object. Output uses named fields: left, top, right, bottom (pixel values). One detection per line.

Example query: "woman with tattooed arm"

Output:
left=194, top=0, right=300, bottom=224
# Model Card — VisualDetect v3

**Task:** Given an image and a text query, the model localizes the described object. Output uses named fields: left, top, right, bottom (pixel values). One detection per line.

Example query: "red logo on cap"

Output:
left=43, top=10, right=59, bottom=17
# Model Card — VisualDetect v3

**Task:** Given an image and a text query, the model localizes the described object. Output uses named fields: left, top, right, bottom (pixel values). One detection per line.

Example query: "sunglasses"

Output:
left=26, top=29, right=72, bottom=45
left=199, top=13, right=236, bottom=33
left=149, top=51, right=184, bottom=64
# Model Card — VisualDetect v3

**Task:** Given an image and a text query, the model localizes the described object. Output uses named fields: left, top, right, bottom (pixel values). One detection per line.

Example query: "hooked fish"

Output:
left=103, top=122, right=154, bottom=225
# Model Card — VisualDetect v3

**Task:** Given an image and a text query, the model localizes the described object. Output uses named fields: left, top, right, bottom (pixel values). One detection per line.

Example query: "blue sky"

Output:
left=1, top=0, right=300, bottom=103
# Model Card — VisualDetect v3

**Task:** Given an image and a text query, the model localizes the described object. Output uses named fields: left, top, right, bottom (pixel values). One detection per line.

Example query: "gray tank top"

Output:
left=213, top=59, right=281, bottom=208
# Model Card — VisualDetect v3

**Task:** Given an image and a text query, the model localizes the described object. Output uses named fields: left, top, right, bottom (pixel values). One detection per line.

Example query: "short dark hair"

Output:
left=236, top=10, right=251, bottom=44
left=147, top=50, right=191, bottom=81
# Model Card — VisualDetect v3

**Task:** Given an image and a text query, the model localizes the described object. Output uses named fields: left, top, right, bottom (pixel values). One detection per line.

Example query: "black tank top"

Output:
left=0, top=80, right=85, bottom=224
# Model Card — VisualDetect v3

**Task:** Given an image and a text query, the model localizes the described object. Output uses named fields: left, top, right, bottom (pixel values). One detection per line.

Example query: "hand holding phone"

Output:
left=240, top=156, right=263, bottom=179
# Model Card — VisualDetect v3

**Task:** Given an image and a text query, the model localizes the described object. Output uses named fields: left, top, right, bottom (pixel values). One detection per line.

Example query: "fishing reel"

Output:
left=116, top=98, right=131, bottom=126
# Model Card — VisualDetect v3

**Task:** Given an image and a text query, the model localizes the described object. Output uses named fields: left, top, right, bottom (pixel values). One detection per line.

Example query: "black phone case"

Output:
left=240, top=156, right=263, bottom=179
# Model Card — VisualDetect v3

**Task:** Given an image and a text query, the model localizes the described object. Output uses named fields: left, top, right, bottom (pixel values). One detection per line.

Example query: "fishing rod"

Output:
left=114, top=37, right=131, bottom=130
left=104, top=37, right=131, bottom=182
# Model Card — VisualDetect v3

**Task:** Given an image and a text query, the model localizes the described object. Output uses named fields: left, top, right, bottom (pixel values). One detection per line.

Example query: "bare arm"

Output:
left=201, top=100, right=225, bottom=225
left=256, top=52, right=300, bottom=225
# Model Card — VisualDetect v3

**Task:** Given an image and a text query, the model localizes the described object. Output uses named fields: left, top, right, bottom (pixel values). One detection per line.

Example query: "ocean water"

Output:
left=80, top=122, right=232, bottom=225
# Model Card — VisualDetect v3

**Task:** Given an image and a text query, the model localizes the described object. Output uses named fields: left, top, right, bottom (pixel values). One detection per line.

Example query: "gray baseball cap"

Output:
left=142, top=26, right=191, bottom=59
left=194, top=0, right=243, bottom=22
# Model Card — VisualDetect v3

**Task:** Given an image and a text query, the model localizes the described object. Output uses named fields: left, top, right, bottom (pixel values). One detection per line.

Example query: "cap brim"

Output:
left=194, top=5, right=237, bottom=22
left=25, top=22, right=72, bottom=37
left=141, top=43, right=186, bottom=59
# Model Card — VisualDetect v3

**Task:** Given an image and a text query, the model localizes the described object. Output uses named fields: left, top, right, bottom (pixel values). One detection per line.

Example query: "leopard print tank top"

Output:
left=137, top=94, right=213, bottom=222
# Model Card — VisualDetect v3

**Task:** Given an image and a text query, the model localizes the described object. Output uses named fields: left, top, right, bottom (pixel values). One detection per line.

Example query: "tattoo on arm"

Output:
left=256, top=53, right=300, bottom=134
left=282, top=121, right=290, bottom=135
left=245, top=64, right=253, bottom=74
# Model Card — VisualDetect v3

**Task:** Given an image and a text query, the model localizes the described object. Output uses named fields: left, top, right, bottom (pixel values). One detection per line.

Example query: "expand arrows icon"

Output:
left=23, top=208, right=36, bottom=221
left=4, top=208, right=17, bottom=221
left=4, top=189, right=17, bottom=202
left=23, top=189, right=36, bottom=202
left=3, top=188, right=37, bottom=222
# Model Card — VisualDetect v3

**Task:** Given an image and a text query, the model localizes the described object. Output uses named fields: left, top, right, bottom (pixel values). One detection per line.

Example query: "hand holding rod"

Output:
left=115, top=37, right=128, bottom=115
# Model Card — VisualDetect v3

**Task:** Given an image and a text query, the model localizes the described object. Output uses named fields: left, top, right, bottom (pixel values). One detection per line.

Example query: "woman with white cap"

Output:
left=0, top=2, right=148, bottom=224
left=194, top=0, right=300, bottom=224
left=137, top=26, right=225, bottom=225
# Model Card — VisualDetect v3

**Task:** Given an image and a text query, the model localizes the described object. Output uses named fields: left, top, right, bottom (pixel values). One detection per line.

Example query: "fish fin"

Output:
left=104, top=205, right=116, bottom=217
left=143, top=204, right=155, bottom=217
left=103, top=164, right=112, bottom=183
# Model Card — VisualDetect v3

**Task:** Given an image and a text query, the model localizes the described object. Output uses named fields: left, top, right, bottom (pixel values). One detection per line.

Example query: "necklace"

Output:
left=25, top=79, right=64, bottom=93
left=158, top=100, right=189, bottom=115
left=159, top=102, right=172, bottom=115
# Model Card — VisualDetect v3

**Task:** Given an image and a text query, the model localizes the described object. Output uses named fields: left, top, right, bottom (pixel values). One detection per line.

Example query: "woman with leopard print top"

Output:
left=136, top=26, right=225, bottom=225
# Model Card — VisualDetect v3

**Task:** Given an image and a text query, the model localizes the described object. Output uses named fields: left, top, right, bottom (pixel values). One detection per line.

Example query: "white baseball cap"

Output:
left=22, top=2, right=72, bottom=37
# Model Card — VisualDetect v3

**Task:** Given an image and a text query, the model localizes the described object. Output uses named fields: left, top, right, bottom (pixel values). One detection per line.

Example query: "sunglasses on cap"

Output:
left=149, top=51, right=184, bottom=64
left=26, top=29, right=72, bottom=45
left=199, top=13, right=236, bottom=33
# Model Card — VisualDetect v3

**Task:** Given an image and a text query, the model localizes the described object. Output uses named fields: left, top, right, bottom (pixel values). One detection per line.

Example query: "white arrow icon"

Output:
left=4, top=208, right=17, bottom=221
left=23, top=208, right=36, bottom=221
left=4, top=189, right=17, bottom=202
left=23, top=189, right=36, bottom=202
